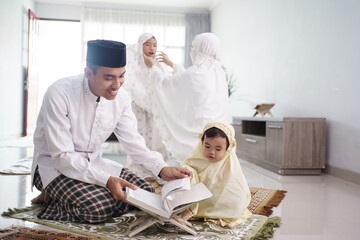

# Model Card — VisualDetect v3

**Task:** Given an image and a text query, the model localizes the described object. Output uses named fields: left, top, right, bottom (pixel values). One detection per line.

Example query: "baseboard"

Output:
left=324, top=164, right=360, bottom=185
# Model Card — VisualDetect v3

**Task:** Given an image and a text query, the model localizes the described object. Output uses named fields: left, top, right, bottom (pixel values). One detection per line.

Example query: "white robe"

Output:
left=150, top=32, right=230, bottom=165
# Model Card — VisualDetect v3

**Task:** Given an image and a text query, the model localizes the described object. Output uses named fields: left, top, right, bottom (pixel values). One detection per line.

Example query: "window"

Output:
left=38, top=20, right=81, bottom=104
left=27, top=12, right=186, bottom=135
left=81, top=8, right=186, bottom=68
left=27, top=19, right=81, bottom=135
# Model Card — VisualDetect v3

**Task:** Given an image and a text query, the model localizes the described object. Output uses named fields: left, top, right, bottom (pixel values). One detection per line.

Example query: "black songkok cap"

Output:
left=86, top=40, right=126, bottom=68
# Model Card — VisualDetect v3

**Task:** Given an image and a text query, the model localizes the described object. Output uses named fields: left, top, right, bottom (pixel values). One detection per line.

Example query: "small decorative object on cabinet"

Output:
left=253, top=103, right=275, bottom=117
left=232, top=117, right=326, bottom=175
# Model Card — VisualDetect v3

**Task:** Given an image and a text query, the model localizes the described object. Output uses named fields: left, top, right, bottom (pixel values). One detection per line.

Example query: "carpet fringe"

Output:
left=257, top=190, right=287, bottom=217
left=2, top=205, right=41, bottom=217
left=250, top=216, right=281, bottom=240
left=268, top=190, right=287, bottom=207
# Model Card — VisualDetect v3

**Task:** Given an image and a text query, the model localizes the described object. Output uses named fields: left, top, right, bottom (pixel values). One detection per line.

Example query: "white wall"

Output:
left=0, top=0, right=35, bottom=140
left=211, top=0, right=360, bottom=174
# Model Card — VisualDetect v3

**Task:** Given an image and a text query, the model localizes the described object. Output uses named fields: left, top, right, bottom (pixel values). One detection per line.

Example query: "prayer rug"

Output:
left=248, top=187, right=287, bottom=217
left=2, top=205, right=281, bottom=240
left=0, top=157, right=33, bottom=175
left=149, top=181, right=287, bottom=217
left=0, top=225, right=98, bottom=239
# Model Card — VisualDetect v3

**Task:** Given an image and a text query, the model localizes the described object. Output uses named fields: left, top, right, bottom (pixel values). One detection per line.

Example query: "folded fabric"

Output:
left=0, top=157, right=33, bottom=175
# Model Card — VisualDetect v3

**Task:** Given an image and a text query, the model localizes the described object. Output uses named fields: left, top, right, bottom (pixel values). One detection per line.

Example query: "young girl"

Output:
left=124, top=33, right=172, bottom=179
left=182, top=121, right=252, bottom=228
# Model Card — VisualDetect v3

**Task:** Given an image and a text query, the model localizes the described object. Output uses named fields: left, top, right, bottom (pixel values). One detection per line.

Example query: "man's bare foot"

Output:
left=31, top=193, right=50, bottom=204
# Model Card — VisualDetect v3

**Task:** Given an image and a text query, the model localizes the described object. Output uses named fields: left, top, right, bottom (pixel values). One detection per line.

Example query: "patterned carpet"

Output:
left=2, top=205, right=281, bottom=240
left=1, top=185, right=286, bottom=239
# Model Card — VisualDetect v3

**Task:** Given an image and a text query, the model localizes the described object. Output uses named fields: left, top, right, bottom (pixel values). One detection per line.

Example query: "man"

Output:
left=31, top=40, right=192, bottom=223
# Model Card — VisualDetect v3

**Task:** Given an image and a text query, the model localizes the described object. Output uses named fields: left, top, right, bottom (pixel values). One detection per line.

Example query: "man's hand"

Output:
left=106, top=176, right=138, bottom=201
left=159, top=166, right=193, bottom=181
left=156, top=51, right=174, bottom=68
left=143, top=53, right=155, bottom=68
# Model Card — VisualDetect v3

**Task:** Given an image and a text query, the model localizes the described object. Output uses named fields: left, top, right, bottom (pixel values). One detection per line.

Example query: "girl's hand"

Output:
left=143, top=53, right=155, bottom=68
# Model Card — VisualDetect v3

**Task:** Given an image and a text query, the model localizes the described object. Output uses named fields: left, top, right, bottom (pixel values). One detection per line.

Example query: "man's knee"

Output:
left=79, top=198, right=117, bottom=223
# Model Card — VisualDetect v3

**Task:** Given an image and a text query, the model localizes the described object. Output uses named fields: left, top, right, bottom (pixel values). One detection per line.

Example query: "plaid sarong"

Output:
left=33, top=167, right=154, bottom=223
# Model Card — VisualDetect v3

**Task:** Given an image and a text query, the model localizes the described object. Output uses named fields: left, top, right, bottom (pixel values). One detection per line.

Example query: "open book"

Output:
left=126, top=177, right=213, bottom=219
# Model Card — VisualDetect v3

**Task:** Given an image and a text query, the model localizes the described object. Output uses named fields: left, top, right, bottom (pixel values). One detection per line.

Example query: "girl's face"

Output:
left=143, top=37, right=157, bottom=57
left=202, top=135, right=227, bottom=162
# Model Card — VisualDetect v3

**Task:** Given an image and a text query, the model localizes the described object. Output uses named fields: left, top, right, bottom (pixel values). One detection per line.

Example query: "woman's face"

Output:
left=143, top=37, right=157, bottom=58
left=202, top=135, right=227, bottom=162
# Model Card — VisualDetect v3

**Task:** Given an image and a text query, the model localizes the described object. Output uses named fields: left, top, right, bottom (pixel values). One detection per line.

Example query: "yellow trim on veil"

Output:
left=182, top=121, right=252, bottom=228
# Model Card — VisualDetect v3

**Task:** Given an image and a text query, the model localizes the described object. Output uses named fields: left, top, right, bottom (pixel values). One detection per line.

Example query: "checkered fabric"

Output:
left=33, top=167, right=154, bottom=223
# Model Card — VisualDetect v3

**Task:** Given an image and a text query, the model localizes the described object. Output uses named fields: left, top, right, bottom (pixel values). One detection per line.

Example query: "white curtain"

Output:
left=81, top=8, right=185, bottom=67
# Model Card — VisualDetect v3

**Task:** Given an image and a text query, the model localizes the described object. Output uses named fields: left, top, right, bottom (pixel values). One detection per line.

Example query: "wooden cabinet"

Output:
left=266, top=121, right=283, bottom=167
left=233, top=117, right=326, bottom=175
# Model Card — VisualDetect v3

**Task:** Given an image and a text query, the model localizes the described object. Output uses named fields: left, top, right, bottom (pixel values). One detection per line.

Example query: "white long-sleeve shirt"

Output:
left=31, top=74, right=167, bottom=189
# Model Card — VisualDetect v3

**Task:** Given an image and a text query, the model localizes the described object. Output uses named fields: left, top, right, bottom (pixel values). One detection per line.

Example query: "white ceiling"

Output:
left=34, top=0, right=221, bottom=11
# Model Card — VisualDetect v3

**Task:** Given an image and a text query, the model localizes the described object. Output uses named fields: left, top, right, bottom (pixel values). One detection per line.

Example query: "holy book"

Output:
left=125, top=177, right=213, bottom=219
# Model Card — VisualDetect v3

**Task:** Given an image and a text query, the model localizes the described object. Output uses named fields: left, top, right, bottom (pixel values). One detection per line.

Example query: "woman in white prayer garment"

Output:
left=143, top=32, right=229, bottom=167
left=124, top=33, right=184, bottom=178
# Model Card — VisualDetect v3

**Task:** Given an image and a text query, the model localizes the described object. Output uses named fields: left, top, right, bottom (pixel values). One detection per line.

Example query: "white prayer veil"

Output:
left=124, top=33, right=166, bottom=111
left=182, top=121, right=252, bottom=227
left=190, top=32, right=221, bottom=67
left=151, top=32, right=229, bottom=165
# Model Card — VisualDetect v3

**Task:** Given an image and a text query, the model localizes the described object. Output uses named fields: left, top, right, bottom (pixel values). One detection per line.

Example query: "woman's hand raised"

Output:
left=157, top=51, right=174, bottom=68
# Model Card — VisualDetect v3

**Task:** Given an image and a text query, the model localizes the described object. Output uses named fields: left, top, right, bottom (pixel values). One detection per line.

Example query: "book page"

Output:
left=126, top=187, right=171, bottom=219
left=163, top=182, right=213, bottom=212
left=161, top=177, right=191, bottom=202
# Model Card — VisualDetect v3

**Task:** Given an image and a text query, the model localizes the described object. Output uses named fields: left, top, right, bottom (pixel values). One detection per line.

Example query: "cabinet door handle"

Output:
left=232, top=122, right=242, bottom=126
left=268, top=125, right=282, bottom=129
left=245, top=138, right=257, bottom=143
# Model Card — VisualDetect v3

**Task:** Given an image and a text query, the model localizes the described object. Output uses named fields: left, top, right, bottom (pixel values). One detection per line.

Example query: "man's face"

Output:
left=85, top=66, right=126, bottom=100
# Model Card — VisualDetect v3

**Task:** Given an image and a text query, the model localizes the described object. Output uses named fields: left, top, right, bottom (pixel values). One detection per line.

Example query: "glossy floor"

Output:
left=0, top=146, right=359, bottom=240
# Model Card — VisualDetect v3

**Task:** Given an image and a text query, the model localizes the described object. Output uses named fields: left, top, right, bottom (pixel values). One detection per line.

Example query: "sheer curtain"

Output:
left=81, top=8, right=185, bottom=68
left=184, top=13, right=210, bottom=68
